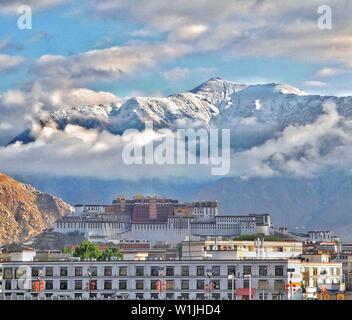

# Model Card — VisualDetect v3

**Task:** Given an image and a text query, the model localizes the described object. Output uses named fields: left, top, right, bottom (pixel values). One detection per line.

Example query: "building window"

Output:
left=90, top=267, right=97, bottom=277
left=135, top=280, right=144, bottom=290
left=46, top=281, right=53, bottom=290
left=243, top=266, right=252, bottom=275
left=31, top=268, right=40, bottom=277
left=60, top=281, right=68, bottom=290
left=104, top=267, right=112, bottom=277
left=15, top=268, right=27, bottom=279
left=244, top=279, right=250, bottom=288
left=60, top=268, right=68, bottom=277
left=75, top=267, right=83, bottom=277
left=151, top=267, right=159, bottom=277
left=258, top=280, right=269, bottom=290
left=228, top=266, right=236, bottom=276
left=119, top=280, right=127, bottom=290
left=212, top=280, right=220, bottom=290
left=119, top=267, right=127, bottom=276
left=259, top=293, right=268, bottom=300
left=166, top=267, right=174, bottom=276
left=197, top=266, right=205, bottom=276
left=3, top=268, right=13, bottom=279
left=136, top=293, right=144, bottom=299
left=196, top=293, right=205, bottom=300
left=275, top=266, right=284, bottom=276
left=45, top=268, right=53, bottom=277
left=75, top=280, right=82, bottom=290
left=180, top=293, right=189, bottom=300
left=166, top=280, right=175, bottom=290
left=181, top=266, right=189, bottom=276
left=5, top=280, right=12, bottom=290
left=181, top=280, right=189, bottom=290
left=212, top=266, right=220, bottom=277
left=212, top=293, right=220, bottom=300
left=151, top=280, right=158, bottom=290
left=259, top=266, right=268, bottom=276
left=104, top=280, right=112, bottom=290
left=228, top=280, right=236, bottom=290
left=197, top=280, right=204, bottom=290
left=136, top=266, right=144, bottom=277
left=151, top=293, right=159, bottom=300
left=274, top=280, right=285, bottom=290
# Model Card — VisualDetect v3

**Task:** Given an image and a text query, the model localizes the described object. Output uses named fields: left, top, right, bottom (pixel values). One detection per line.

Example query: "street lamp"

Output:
left=87, top=267, right=94, bottom=299
left=228, top=274, right=235, bottom=301
left=158, top=267, right=165, bottom=300
left=244, top=274, right=252, bottom=300
left=206, top=268, right=213, bottom=301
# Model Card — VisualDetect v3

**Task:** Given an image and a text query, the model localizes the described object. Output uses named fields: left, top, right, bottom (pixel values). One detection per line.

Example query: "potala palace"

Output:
left=54, top=195, right=271, bottom=244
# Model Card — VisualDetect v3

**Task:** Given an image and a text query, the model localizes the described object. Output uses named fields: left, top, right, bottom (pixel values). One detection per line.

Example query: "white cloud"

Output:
left=31, top=43, right=189, bottom=86
left=0, top=0, right=68, bottom=14
left=163, top=67, right=190, bottom=82
left=170, top=24, right=208, bottom=41
left=304, top=80, right=327, bottom=87
left=0, top=54, right=25, bottom=73
left=231, top=102, right=352, bottom=178
left=86, top=0, right=352, bottom=68
left=315, top=67, right=344, bottom=78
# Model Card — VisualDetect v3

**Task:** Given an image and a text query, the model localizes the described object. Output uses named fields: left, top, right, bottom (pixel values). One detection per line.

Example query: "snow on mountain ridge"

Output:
left=8, top=78, right=352, bottom=145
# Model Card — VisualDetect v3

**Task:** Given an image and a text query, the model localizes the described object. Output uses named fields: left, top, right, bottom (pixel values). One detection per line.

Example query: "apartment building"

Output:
left=181, top=239, right=303, bottom=260
left=1, top=259, right=304, bottom=300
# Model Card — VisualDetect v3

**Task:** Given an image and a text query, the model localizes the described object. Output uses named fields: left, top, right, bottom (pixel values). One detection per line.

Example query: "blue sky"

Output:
left=0, top=0, right=352, bottom=98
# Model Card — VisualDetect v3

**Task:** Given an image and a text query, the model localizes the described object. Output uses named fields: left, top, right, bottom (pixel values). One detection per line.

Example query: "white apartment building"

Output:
left=0, top=259, right=321, bottom=300
left=182, top=240, right=303, bottom=260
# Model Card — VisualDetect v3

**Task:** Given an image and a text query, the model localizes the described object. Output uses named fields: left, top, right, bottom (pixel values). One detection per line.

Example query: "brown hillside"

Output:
left=0, top=173, right=72, bottom=244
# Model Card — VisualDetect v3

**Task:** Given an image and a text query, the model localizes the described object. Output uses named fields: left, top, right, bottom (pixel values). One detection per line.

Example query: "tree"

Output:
left=63, top=247, right=73, bottom=255
left=99, top=247, right=123, bottom=261
left=73, top=240, right=101, bottom=260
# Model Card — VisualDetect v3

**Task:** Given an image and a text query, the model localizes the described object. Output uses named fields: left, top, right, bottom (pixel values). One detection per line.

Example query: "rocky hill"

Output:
left=0, top=173, right=73, bottom=244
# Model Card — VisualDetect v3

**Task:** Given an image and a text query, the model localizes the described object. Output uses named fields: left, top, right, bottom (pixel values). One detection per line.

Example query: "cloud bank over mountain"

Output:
left=2, top=78, right=352, bottom=181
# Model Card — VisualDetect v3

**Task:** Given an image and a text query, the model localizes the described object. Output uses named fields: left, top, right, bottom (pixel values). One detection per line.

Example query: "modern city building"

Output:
left=1, top=258, right=308, bottom=300
left=181, top=239, right=303, bottom=260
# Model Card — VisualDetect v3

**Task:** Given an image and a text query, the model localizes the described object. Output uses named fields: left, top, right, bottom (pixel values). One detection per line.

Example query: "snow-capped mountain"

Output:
left=8, top=77, right=352, bottom=145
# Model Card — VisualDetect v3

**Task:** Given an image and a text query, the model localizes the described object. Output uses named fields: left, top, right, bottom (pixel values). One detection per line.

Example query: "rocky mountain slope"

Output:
left=0, top=173, right=73, bottom=244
